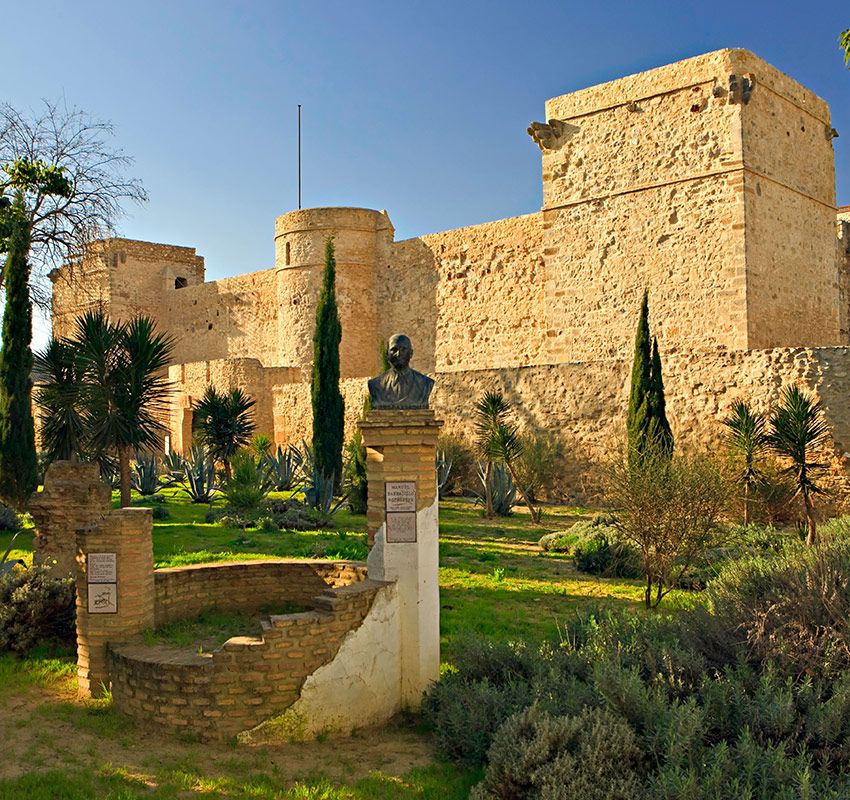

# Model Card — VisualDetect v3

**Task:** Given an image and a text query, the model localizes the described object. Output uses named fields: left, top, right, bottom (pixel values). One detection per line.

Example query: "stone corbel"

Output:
left=527, top=119, right=577, bottom=151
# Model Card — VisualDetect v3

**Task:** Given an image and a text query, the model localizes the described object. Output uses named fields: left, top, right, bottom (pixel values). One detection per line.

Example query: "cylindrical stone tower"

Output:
left=275, top=207, right=394, bottom=380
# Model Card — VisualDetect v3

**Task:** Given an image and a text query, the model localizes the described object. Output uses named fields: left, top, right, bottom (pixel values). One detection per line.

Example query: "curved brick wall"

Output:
left=153, top=559, right=367, bottom=625
left=109, top=560, right=380, bottom=741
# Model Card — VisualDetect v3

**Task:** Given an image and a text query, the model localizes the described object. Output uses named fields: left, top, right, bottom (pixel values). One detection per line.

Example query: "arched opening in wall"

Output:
left=285, top=242, right=291, bottom=265
left=175, top=277, right=188, bottom=289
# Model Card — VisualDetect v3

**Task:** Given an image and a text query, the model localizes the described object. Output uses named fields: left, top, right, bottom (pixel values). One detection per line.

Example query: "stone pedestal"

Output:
left=75, top=507, right=155, bottom=696
left=360, top=409, right=443, bottom=707
left=29, top=461, right=111, bottom=576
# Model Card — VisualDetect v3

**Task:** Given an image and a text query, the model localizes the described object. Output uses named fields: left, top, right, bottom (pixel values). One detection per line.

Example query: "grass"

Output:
left=0, top=485, right=671, bottom=797
left=144, top=605, right=309, bottom=650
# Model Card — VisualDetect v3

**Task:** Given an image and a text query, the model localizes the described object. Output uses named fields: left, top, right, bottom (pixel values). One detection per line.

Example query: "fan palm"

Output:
left=722, top=400, right=769, bottom=525
left=34, top=338, right=86, bottom=463
left=767, top=386, right=830, bottom=545
left=192, top=386, right=256, bottom=480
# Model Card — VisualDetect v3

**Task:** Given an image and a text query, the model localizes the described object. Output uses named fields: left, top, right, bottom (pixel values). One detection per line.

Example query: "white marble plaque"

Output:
left=386, top=512, right=417, bottom=543
left=88, top=583, right=118, bottom=614
left=88, top=552, right=117, bottom=584
left=385, top=481, right=416, bottom=513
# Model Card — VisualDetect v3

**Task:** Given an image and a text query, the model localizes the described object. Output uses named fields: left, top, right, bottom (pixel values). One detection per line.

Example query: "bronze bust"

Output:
left=368, top=334, right=434, bottom=409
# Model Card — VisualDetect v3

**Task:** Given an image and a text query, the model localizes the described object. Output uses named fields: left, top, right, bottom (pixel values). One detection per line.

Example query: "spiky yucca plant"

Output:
left=768, top=386, right=830, bottom=545
left=193, top=386, right=256, bottom=481
left=722, top=400, right=769, bottom=525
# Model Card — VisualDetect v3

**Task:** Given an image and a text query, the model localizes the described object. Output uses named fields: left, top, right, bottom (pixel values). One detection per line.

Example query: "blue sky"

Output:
left=3, top=0, right=848, bottom=335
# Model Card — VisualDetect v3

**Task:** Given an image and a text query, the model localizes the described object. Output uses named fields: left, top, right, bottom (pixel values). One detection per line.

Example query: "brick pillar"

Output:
left=359, top=409, right=443, bottom=707
left=29, top=461, right=111, bottom=576
left=75, top=508, right=155, bottom=697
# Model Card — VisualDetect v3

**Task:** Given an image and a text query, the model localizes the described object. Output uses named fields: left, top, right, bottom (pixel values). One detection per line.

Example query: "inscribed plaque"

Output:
left=385, top=481, right=416, bottom=512
left=386, top=512, right=417, bottom=543
left=88, top=552, right=117, bottom=584
left=88, top=583, right=118, bottom=614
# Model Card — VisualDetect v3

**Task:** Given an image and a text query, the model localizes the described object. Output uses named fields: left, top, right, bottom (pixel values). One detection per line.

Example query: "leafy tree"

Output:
left=474, top=390, right=540, bottom=522
left=607, top=449, right=727, bottom=608
left=0, top=101, right=146, bottom=306
left=193, top=386, right=256, bottom=481
left=841, top=29, right=850, bottom=66
left=311, top=238, right=344, bottom=489
left=35, top=310, right=175, bottom=507
left=722, top=400, right=769, bottom=526
left=767, top=386, right=830, bottom=545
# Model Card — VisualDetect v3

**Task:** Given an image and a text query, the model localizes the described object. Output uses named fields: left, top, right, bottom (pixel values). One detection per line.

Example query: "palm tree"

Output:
left=34, top=338, right=86, bottom=463
left=768, top=386, right=830, bottom=545
left=36, top=310, right=175, bottom=507
left=474, top=390, right=540, bottom=523
left=192, top=386, right=256, bottom=480
left=722, top=400, right=768, bottom=525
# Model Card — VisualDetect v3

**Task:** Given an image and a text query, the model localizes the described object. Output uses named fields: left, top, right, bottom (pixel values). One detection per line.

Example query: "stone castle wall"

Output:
left=47, top=49, right=850, bottom=500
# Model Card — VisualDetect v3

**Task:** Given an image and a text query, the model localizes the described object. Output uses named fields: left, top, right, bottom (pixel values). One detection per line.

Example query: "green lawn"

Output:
left=0, top=488, right=670, bottom=797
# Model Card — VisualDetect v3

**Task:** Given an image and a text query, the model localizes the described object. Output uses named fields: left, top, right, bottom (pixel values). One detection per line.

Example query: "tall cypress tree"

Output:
left=0, top=202, right=38, bottom=509
left=649, top=335, right=674, bottom=457
left=311, top=238, right=344, bottom=487
left=626, top=290, right=653, bottom=463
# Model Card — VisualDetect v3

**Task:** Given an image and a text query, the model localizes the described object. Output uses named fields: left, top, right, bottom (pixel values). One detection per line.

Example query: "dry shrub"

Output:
left=437, top=433, right=476, bottom=495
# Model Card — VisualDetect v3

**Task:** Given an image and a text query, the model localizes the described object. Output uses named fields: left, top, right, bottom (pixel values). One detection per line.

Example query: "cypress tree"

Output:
left=311, top=238, right=344, bottom=487
left=648, top=335, right=674, bottom=457
left=0, top=204, right=38, bottom=509
left=626, top=290, right=653, bottom=463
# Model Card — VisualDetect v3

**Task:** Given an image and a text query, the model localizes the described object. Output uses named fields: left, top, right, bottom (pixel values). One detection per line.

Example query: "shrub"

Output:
left=343, top=433, right=368, bottom=514
left=257, top=515, right=279, bottom=532
left=706, top=536, right=850, bottom=679
left=515, top=430, right=567, bottom=502
left=574, top=531, right=641, bottom=578
left=0, top=504, right=21, bottom=531
left=150, top=505, right=169, bottom=521
left=539, top=515, right=619, bottom=554
left=221, top=450, right=270, bottom=512
left=471, top=706, right=644, bottom=800
left=606, top=448, right=729, bottom=607
left=267, top=498, right=330, bottom=531
left=0, top=565, right=75, bottom=654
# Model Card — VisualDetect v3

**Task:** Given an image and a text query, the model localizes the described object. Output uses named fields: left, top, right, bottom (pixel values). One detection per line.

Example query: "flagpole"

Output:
left=297, top=104, right=302, bottom=210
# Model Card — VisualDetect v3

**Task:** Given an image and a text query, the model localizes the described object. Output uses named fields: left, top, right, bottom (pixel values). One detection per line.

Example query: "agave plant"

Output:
left=179, top=445, right=219, bottom=504
left=303, top=466, right=346, bottom=516
left=436, top=450, right=454, bottom=499
left=263, top=444, right=303, bottom=492
left=163, top=450, right=187, bottom=480
left=475, top=462, right=517, bottom=516
left=131, top=453, right=170, bottom=496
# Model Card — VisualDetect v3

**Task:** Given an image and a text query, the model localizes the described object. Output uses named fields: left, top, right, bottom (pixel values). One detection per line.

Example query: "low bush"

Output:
left=150, top=505, right=170, bottom=521
left=574, top=531, right=641, bottom=578
left=221, top=450, right=271, bottom=512
left=706, top=536, right=850, bottom=679
left=0, top=504, right=21, bottom=531
left=0, top=565, right=76, bottom=654
left=267, top=498, right=331, bottom=531
left=428, top=600, right=850, bottom=795
left=471, top=706, right=644, bottom=800
left=515, top=430, right=568, bottom=503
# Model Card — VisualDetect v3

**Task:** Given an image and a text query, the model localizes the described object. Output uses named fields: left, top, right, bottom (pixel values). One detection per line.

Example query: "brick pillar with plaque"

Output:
left=75, top=507, right=155, bottom=697
left=360, top=408, right=443, bottom=707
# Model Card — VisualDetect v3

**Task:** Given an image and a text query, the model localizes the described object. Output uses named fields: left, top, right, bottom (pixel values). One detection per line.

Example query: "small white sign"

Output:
left=386, top=481, right=417, bottom=513
left=88, top=552, right=117, bottom=584
left=88, top=583, right=118, bottom=614
left=386, top=512, right=417, bottom=543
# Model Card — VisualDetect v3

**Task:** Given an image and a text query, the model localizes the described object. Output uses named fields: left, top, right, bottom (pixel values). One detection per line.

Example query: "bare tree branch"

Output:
left=0, top=99, right=147, bottom=311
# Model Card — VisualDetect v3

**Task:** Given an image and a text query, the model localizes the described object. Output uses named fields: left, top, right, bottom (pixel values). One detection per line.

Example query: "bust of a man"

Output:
left=368, top=334, right=434, bottom=410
